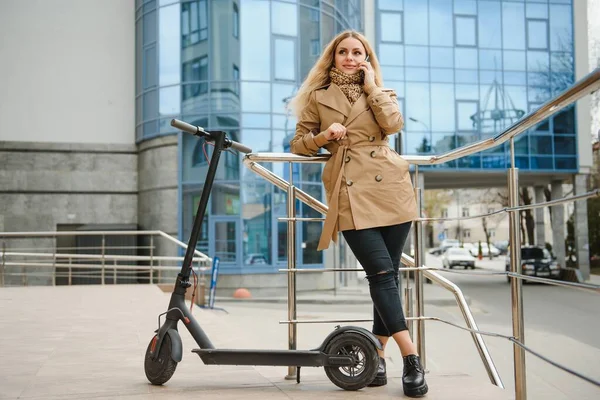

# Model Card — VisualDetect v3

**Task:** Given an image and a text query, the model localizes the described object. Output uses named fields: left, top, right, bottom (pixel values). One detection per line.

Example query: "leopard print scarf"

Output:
left=329, top=67, right=364, bottom=105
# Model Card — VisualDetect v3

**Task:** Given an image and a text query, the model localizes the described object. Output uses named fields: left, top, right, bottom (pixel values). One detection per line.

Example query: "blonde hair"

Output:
left=289, top=30, right=383, bottom=117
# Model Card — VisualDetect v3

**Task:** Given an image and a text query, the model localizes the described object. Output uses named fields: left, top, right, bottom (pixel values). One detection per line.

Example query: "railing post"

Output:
left=113, top=259, right=117, bottom=284
left=508, top=138, right=527, bottom=400
left=404, top=284, right=413, bottom=337
left=101, top=235, right=106, bottom=285
left=68, top=256, right=72, bottom=286
left=52, top=246, right=56, bottom=286
left=1, top=240, right=5, bottom=287
left=285, top=162, right=297, bottom=380
left=413, top=166, right=426, bottom=368
left=149, top=235, right=154, bottom=284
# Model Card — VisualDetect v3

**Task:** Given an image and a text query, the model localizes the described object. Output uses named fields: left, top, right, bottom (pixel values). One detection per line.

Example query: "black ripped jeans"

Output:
left=342, top=222, right=412, bottom=336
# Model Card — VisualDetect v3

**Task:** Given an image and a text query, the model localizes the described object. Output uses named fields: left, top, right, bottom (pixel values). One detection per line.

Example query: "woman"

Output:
left=289, top=30, right=428, bottom=398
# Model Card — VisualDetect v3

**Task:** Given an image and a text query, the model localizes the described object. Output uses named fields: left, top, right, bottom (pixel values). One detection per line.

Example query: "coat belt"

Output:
left=317, top=140, right=388, bottom=251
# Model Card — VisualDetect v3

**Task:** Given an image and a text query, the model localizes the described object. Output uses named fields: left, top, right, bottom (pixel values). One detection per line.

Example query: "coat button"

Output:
left=368, top=136, right=375, bottom=142
left=375, top=175, right=383, bottom=182
left=346, top=179, right=353, bottom=186
left=345, top=155, right=351, bottom=163
left=370, top=150, right=376, bottom=158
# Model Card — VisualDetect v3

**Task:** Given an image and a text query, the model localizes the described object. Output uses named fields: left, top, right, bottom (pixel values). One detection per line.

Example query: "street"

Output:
left=230, top=254, right=600, bottom=399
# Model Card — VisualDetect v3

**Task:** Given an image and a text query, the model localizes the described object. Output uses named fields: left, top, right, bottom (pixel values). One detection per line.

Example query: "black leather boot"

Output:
left=368, top=357, right=387, bottom=387
left=402, top=354, right=428, bottom=397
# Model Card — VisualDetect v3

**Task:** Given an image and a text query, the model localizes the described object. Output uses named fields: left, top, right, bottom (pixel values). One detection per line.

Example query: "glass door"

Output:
left=210, top=218, right=238, bottom=265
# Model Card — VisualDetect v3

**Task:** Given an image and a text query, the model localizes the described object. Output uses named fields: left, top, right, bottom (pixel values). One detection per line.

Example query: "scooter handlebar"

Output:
left=226, top=140, right=252, bottom=154
left=171, top=119, right=204, bottom=135
left=170, top=119, right=253, bottom=154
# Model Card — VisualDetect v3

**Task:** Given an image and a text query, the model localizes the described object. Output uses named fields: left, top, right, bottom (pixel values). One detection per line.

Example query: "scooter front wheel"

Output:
left=144, top=334, right=177, bottom=385
left=324, top=332, right=379, bottom=391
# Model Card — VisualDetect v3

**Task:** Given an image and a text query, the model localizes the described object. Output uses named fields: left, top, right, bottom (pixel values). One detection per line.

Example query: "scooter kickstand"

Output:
left=296, top=366, right=301, bottom=384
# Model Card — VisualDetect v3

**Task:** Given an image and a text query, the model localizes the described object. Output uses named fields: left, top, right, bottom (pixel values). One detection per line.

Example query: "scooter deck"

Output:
left=193, top=348, right=353, bottom=367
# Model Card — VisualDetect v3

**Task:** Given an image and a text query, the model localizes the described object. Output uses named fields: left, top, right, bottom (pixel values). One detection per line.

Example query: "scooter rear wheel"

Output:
left=324, top=332, right=379, bottom=391
left=144, top=334, right=177, bottom=385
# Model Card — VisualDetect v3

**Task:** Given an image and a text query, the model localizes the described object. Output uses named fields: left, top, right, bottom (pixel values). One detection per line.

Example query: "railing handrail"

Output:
left=0, top=251, right=208, bottom=263
left=0, top=230, right=211, bottom=263
left=246, top=67, right=600, bottom=166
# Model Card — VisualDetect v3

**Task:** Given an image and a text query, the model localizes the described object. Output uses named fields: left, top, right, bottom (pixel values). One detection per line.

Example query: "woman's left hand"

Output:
left=359, top=60, right=375, bottom=90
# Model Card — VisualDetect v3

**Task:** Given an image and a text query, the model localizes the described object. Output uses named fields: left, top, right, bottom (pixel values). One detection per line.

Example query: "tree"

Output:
left=423, top=190, right=452, bottom=247
left=479, top=189, right=507, bottom=259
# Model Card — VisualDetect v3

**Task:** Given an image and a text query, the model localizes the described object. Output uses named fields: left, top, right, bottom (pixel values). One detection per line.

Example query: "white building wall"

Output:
left=0, top=0, right=135, bottom=144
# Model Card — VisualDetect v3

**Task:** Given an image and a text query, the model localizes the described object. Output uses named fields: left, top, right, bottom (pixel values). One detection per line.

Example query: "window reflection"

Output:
left=242, top=182, right=271, bottom=265
left=455, top=16, right=477, bottom=47
left=240, top=0, right=270, bottom=80
left=428, top=0, right=452, bottom=46
left=527, top=19, right=549, bottom=50
left=381, top=12, right=403, bottom=43
left=502, top=2, right=525, bottom=50
left=405, top=46, right=428, bottom=67
left=274, top=38, right=296, bottom=81
left=182, top=56, right=208, bottom=100
left=159, top=4, right=181, bottom=86
left=379, top=44, right=404, bottom=65
left=212, top=183, right=240, bottom=215
left=182, top=0, right=208, bottom=47
left=241, top=82, right=271, bottom=112
left=404, top=0, right=428, bottom=45
left=272, top=1, right=298, bottom=36
left=478, top=1, right=502, bottom=49
left=455, top=48, right=478, bottom=69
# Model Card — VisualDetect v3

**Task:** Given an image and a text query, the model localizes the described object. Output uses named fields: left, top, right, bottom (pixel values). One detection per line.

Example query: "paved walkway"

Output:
left=0, top=285, right=513, bottom=400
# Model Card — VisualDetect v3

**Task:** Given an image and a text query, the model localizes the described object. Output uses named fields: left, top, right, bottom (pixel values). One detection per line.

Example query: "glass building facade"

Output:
left=375, top=0, right=577, bottom=171
left=136, top=0, right=577, bottom=273
left=136, top=0, right=363, bottom=273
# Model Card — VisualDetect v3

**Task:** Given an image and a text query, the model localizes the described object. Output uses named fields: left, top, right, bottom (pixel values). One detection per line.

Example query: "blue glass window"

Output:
left=479, top=50, right=502, bottom=70
left=530, top=136, right=552, bottom=154
left=527, top=19, right=549, bottom=50
left=182, top=56, right=208, bottom=100
left=502, top=2, right=526, bottom=50
left=478, top=1, right=502, bottom=49
left=552, top=106, right=575, bottom=134
left=526, top=3, right=549, bottom=19
left=549, top=5, right=572, bottom=51
left=456, top=100, right=479, bottom=131
left=430, top=47, right=453, bottom=68
left=430, top=84, right=455, bottom=131
left=404, top=0, right=428, bottom=45
left=272, top=2, right=298, bottom=36
left=455, top=48, right=478, bottom=69
left=159, top=4, right=181, bottom=86
left=274, top=38, right=296, bottom=81
left=181, top=0, right=207, bottom=47
left=553, top=136, right=576, bottom=155
left=455, top=16, right=477, bottom=47
left=429, top=0, right=453, bottom=46
left=430, top=68, right=454, bottom=83
left=381, top=12, right=403, bottom=43
left=405, top=46, right=429, bottom=67
left=379, top=0, right=403, bottom=11
left=503, top=50, right=526, bottom=71
left=531, top=157, right=553, bottom=170
left=555, top=157, right=577, bottom=170
left=379, top=44, right=404, bottom=65
left=240, top=1, right=270, bottom=80
left=241, top=82, right=270, bottom=112
left=454, top=0, right=477, bottom=15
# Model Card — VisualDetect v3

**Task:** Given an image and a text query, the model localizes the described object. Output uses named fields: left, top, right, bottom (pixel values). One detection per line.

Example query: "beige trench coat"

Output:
left=290, top=83, right=418, bottom=251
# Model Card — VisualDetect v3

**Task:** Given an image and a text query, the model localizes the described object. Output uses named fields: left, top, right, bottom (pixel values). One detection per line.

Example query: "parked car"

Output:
left=493, top=241, right=509, bottom=255
left=442, top=247, right=476, bottom=269
left=467, top=242, right=501, bottom=257
left=505, top=246, right=561, bottom=283
left=430, top=239, right=461, bottom=256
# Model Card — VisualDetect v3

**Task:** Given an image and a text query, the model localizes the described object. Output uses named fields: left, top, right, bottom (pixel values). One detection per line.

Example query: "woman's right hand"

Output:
left=324, top=122, right=347, bottom=141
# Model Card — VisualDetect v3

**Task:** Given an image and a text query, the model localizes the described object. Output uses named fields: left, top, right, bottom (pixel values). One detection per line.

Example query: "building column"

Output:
left=534, top=186, right=546, bottom=246
left=573, top=174, right=591, bottom=280
left=550, top=180, right=566, bottom=270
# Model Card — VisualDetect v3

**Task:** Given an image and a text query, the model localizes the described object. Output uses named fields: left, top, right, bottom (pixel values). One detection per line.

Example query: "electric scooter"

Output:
left=144, top=119, right=381, bottom=391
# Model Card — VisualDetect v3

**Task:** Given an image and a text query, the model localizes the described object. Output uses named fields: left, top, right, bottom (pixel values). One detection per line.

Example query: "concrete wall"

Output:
left=138, top=135, right=179, bottom=260
left=0, top=0, right=135, bottom=144
left=0, top=141, right=138, bottom=285
left=574, top=0, right=593, bottom=172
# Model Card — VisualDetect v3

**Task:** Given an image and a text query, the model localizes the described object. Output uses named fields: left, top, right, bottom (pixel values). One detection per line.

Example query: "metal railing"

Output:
left=242, top=67, right=600, bottom=399
left=0, top=230, right=211, bottom=286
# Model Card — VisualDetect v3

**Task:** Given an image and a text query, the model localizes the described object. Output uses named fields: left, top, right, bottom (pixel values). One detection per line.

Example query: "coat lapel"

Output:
left=316, top=84, right=351, bottom=118
left=344, top=93, right=369, bottom=126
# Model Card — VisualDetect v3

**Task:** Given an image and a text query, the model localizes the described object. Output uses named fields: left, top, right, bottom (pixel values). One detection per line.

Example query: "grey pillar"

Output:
left=534, top=186, right=546, bottom=246
left=550, top=181, right=566, bottom=269
left=573, top=174, right=591, bottom=280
